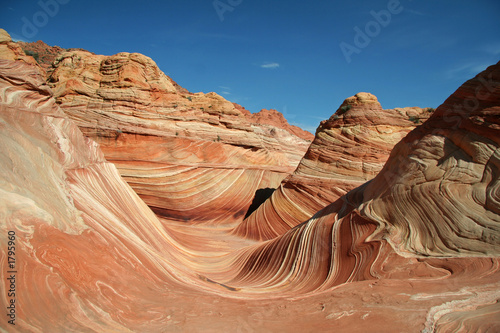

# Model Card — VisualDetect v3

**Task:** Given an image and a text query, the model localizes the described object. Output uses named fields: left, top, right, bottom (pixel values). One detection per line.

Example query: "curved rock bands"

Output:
left=203, top=203, right=498, bottom=296
left=2, top=29, right=500, bottom=332
left=362, top=128, right=500, bottom=256
left=222, top=64, right=500, bottom=298
left=45, top=49, right=311, bottom=224
left=432, top=293, right=500, bottom=333
left=234, top=93, right=431, bottom=241
left=93, top=131, right=298, bottom=171
left=222, top=206, right=378, bottom=294
left=114, top=161, right=287, bottom=224
left=232, top=177, right=361, bottom=240
left=0, top=57, right=201, bottom=331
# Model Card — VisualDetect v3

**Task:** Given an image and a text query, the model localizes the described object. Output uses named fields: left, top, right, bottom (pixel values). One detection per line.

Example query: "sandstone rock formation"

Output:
left=0, top=29, right=40, bottom=67
left=234, top=92, right=432, bottom=240
left=194, top=62, right=500, bottom=331
left=17, top=39, right=67, bottom=73
left=45, top=48, right=311, bottom=224
left=0, top=50, right=182, bottom=332
left=246, top=108, right=314, bottom=141
left=1, top=28, right=499, bottom=332
left=212, top=61, right=500, bottom=292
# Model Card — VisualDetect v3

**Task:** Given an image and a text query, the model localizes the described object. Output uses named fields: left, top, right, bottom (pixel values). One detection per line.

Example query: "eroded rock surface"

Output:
left=247, top=108, right=314, bottom=141
left=234, top=92, right=432, bottom=240
left=46, top=48, right=311, bottom=224
left=217, top=63, right=500, bottom=297
left=1, top=29, right=499, bottom=332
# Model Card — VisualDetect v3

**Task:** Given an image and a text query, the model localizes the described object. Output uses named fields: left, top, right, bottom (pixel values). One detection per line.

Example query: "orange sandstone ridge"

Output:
left=0, top=30, right=40, bottom=67
left=234, top=92, right=433, bottom=240
left=1, top=28, right=500, bottom=332
left=42, top=47, right=311, bottom=224
left=17, top=39, right=67, bottom=72
left=248, top=108, right=314, bottom=141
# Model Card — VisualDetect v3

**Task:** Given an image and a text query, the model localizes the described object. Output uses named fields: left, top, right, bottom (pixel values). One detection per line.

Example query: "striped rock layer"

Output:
left=46, top=49, right=311, bottom=224
left=234, top=92, right=432, bottom=240
left=215, top=62, right=500, bottom=294
left=1, top=29, right=499, bottom=332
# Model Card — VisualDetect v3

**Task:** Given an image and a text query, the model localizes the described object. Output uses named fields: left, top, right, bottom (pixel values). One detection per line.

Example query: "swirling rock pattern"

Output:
left=46, top=48, right=311, bottom=224
left=234, top=92, right=432, bottom=240
left=213, top=62, right=500, bottom=297
left=360, top=63, right=500, bottom=257
left=1, top=29, right=499, bottom=332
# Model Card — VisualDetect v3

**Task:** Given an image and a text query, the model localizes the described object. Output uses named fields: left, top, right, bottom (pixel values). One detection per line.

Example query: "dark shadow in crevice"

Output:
left=244, top=188, right=275, bottom=219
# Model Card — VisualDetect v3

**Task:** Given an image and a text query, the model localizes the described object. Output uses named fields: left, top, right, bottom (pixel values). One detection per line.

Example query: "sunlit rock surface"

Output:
left=234, top=92, right=432, bottom=240
left=220, top=61, right=500, bottom=291
left=17, top=39, right=69, bottom=74
left=1, top=29, right=499, bottom=332
left=0, top=29, right=40, bottom=66
left=46, top=49, right=311, bottom=224
left=246, top=108, right=314, bottom=141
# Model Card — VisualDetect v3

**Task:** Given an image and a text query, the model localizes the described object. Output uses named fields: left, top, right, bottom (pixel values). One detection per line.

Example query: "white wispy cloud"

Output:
left=309, top=115, right=330, bottom=121
left=281, top=105, right=296, bottom=119
left=261, top=62, right=280, bottom=69
left=218, top=86, right=231, bottom=95
left=405, top=9, right=427, bottom=16
left=483, top=42, right=500, bottom=55
left=445, top=62, right=490, bottom=80
left=198, top=33, right=244, bottom=40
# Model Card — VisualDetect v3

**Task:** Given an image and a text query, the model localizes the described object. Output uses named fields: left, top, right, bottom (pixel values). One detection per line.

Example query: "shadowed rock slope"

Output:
left=234, top=92, right=433, bottom=240
left=214, top=62, right=500, bottom=296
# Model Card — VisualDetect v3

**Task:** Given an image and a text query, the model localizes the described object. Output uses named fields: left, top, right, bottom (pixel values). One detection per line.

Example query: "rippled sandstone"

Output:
left=1, top=28, right=499, bottom=332
left=234, top=92, right=432, bottom=240
left=201, top=61, right=500, bottom=332
left=45, top=48, right=311, bottom=224
left=0, top=35, right=191, bottom=331
left=219, top=60, right=500, bottom=291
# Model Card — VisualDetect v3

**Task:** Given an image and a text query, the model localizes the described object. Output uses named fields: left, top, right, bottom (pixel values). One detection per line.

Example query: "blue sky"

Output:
left=1, top=0, right=499, bottom=133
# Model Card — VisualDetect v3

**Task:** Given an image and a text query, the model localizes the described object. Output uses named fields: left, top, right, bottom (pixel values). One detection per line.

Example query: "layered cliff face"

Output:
left=247, top=108, right=314, bottom=141
left=234, top=92, right=432, bottom=240
left=0, top=29, right=40, bottom=66
left=217, top=62, right=500, bottom=286
left=1, top=27, right=499, bottom=332
left=46, top=49, right=311, bottom=224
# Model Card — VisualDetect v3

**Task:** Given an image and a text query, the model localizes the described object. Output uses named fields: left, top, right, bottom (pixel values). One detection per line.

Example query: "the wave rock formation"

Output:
left=1, top=29, right=499, bottom=332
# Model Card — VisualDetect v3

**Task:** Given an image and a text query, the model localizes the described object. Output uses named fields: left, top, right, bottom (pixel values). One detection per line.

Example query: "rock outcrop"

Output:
left=0, top=44, right=186, bottom=331
left=234, top=92, right=432, bottom=240
left=213, top=62, right=500, bottom=296
left=1, top=28, right=499, bottom=332
left=17, top=39, right=67, bottom=73
left=0, top=29, right=40, bottom=67
left=46, top=49, right=311, bottom=224
left=247, top=108, right=314, bottom=141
